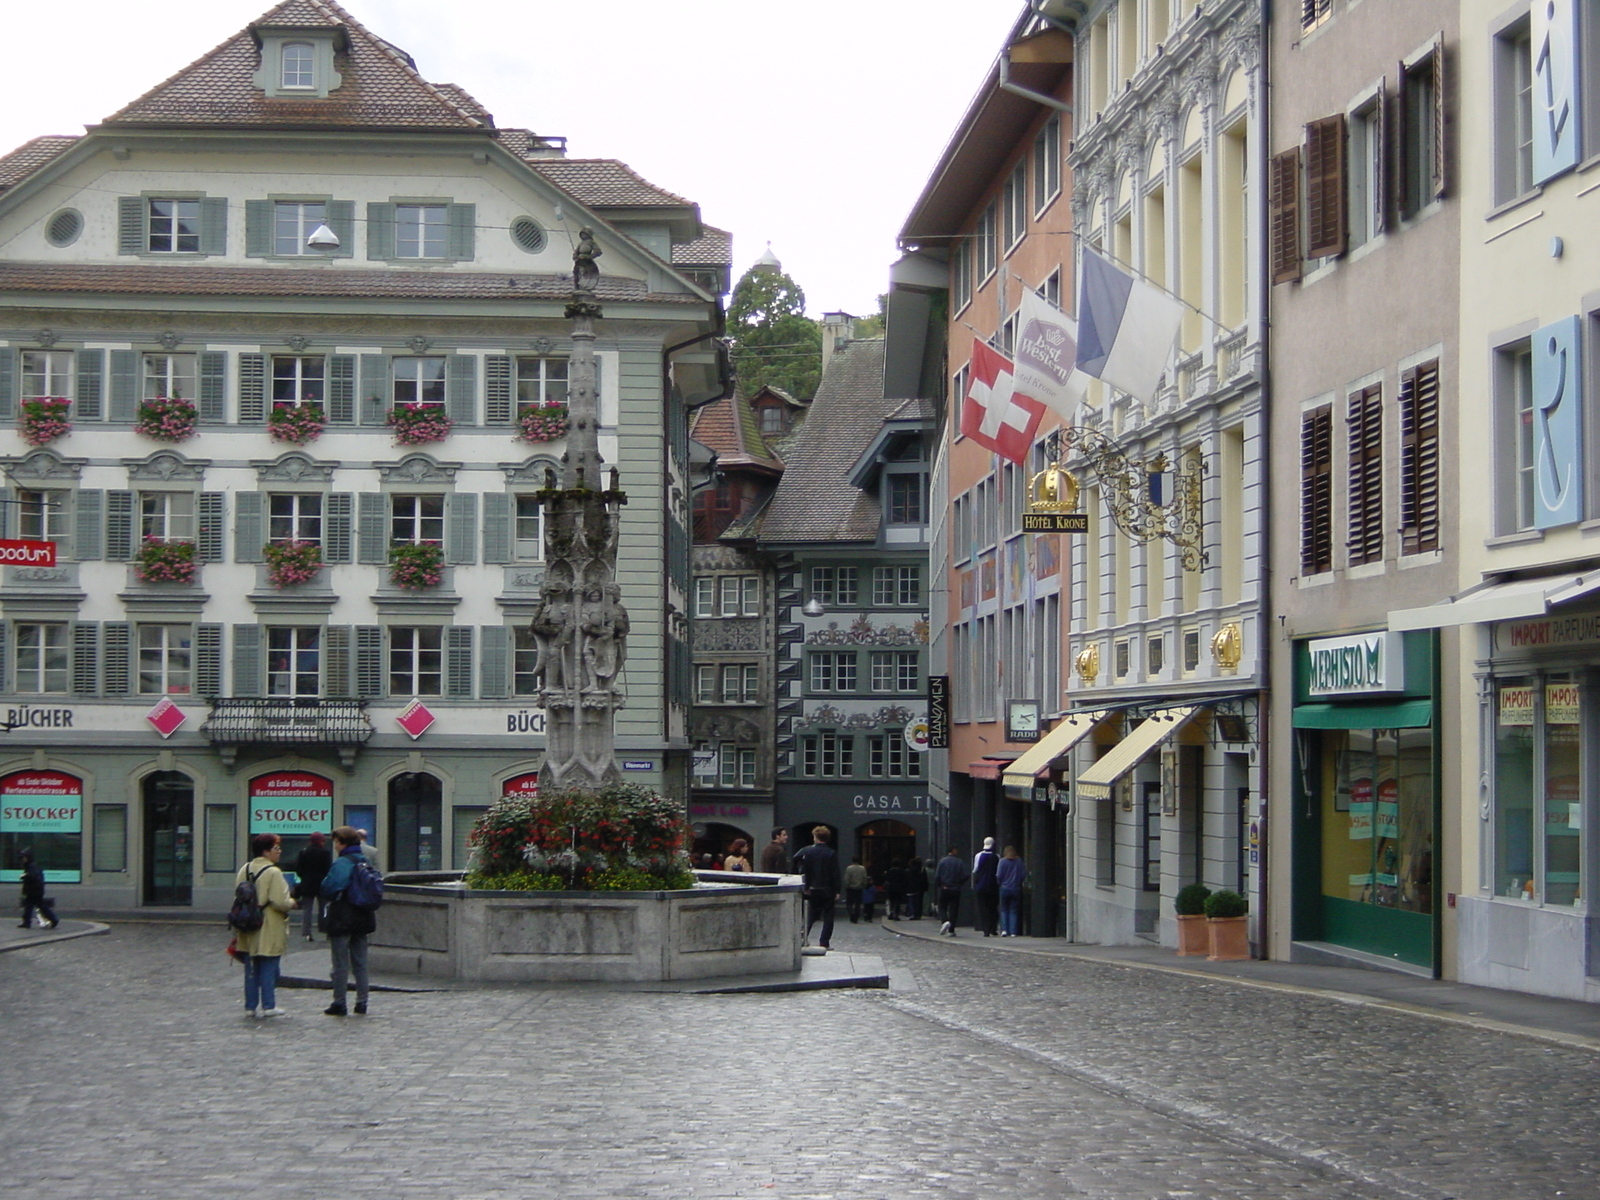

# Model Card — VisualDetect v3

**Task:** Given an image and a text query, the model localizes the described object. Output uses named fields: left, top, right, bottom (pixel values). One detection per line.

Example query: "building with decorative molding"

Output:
left=0, top=0, right=725, bottom=909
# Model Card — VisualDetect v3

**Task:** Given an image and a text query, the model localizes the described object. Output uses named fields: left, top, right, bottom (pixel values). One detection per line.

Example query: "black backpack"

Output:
left=227, top=865, right=267, bottom=932
left=343, top=857, right=384, bottom=911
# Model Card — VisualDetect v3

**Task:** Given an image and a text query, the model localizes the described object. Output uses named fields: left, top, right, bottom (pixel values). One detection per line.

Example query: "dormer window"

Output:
left=281, top=42, right=315, bottom=89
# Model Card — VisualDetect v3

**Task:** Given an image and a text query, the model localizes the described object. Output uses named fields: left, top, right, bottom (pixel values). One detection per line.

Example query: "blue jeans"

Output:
left=245, top=955, right=281, bottom=1011
left=999, top=890, right=1023, bottom=936
left=330, top=934, right=369, bottom=1007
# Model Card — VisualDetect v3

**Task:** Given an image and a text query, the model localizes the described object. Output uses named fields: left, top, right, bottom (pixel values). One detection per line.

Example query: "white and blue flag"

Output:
left=1074, top=247, right=1184, bottom=404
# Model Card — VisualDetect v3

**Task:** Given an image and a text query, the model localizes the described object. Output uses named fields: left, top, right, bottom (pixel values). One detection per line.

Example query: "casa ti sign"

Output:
left=1306, top=632, right=1404, bottom=697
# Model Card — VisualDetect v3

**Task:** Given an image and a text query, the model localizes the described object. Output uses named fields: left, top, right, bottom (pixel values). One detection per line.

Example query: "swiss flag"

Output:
left=961, top=339, right=1045, bottom=465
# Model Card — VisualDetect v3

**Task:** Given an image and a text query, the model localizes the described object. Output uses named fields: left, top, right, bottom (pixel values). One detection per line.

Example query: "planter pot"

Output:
left=1206, top=915, right=1251, bottom=961
left=1176, top=913, right=1209, bottom=955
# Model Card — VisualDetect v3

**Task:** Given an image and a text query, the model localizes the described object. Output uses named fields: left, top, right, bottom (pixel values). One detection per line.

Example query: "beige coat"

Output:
left=234, top=857, right=294, bottom=958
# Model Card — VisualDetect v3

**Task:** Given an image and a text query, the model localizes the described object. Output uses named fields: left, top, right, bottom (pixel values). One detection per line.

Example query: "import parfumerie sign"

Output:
left=1307, top=632, right=1404, bottom=696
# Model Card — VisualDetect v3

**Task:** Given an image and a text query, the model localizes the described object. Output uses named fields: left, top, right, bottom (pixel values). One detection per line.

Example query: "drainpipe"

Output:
left=1255, top=0, right=1273, bottom=960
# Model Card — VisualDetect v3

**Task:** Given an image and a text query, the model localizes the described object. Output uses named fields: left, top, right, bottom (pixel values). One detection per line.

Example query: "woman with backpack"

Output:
left=234, top=833, right=294, bottom=1018
left=320, top=826, right=379, bottom=1017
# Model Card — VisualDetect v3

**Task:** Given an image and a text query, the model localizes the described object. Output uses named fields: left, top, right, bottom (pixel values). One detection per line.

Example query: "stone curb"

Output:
left=0, top=921, right=110, bottom=953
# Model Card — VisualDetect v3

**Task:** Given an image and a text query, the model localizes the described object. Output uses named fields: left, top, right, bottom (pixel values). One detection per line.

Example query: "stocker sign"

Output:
left=0, top=771, right=83, bottom=833
left=248, top=771, right=333, bottom=835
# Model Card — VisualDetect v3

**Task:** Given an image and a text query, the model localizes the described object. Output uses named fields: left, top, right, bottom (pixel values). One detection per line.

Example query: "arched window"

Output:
left=282, top=43, right=315, bottom=90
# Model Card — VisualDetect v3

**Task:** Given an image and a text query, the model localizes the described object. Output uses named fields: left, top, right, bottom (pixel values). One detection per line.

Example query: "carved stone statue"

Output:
left=573, top=227, right=602, bottom=293
left=528, top=585, right=573, bottom=691
left=580, top=585, right=630, bottom=692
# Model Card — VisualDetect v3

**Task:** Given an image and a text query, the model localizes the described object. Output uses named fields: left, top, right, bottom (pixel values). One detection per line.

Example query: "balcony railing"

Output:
left=202, top=697, right=374, bottom=753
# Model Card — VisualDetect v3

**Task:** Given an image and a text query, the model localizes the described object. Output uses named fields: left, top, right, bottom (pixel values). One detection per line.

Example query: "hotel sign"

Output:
left=1306, top=632, right=1404, bottom=696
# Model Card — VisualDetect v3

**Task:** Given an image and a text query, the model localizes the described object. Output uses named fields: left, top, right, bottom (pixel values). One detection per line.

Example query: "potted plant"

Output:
left=134, top=537, right=197, bottom=585
left=134, top=394, right=198, bottom=442
left=389, top=541, right=444, bottom=590
left=267, top=402, right=325, bottom=445
left=1203, top=889, right=1250, bottom=961
left=19, top=397, right=71, bottom=446
left=386, top=402, right=453, bottom=445
left=517, top=401, right=570, bottom=444
left=263, top=539, right=322, bottom=587
left=1174, top=883, right=1211, bottom=956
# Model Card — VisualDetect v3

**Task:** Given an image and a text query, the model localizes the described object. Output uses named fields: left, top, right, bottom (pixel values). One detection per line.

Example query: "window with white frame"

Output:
left=976, top=202, right=997, bottom=280
left=1002, top=160, right=1028, bottom=249
left=147, top=199, right=200, bottom=253
left=268, top=493, right=322, bottom=544
left=809, top=565, right=858, bottom=607
left=21, top=351, right=71, bottom=400
left=801, top=732, right=853, bottom=777
left=692, top=742, right=719, bottom=786
left=392, top=356, right=445, bottom=408
left=873, top=566, right=921, bottom=606
left=140, top=491, right=195, bottom=542
left=17, top=489, right=70, bottom=548
left=868, top=733, right=920, bottom=779
left=281, top=42, right=315, bottom=89
left=1039, top=269, right=1062, bottom=309
left=267, top=627, right=320, bottom=697
left=391, top=494, right=444, bottom=545
left=719, top=745, right=757, bottom=789
left=516, top=358, right=569, bottom=413
left=138, top=624, right=192, bottom=695
left=274, top=201, right=327, bottom=255
left=514, top=496, right=545, bottom=560
left=1033, top=116, right=1061, bottom=213
left=870, top=650, right=920, bottom=694
left=14, top=622, right=67, bottom=694
left=718, top=575, right=759, bottom=617
left=395, top=204, right=448, bottom=258
left=389, top=626, right=443, bottom=696
left=1493, top=17, right=1535, bottom=204
left=809, top=651, right=857, bottom=693
left=143, top=353, right=196, bottom=402
left=694, top=664, right=717, bottom=703
left=1347, top=100, right=1384, bottom=249
left=271, top=355, right=324, bottom=406
left=952, top=239, right=973, bottom=312
left=694, top=577, right=716, bottom=618
left=513, top=627, right=539, bottom=695
left=1498, top=341, right=1536, bottom=532
left=720, top=663, right=759, bottom=703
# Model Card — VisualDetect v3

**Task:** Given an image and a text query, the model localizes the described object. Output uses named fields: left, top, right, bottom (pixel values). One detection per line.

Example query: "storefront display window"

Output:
left=1320, top=728, right=1432, bottom=914
left=0, top=770, right=84, bottom=883
left=1493, top=674, right=1584, bottom=906
left=1494, top=678, right=1535, bottom=899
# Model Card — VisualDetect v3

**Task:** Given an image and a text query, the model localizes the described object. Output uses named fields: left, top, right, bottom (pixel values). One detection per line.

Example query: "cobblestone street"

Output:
left=2, top=920, right=1595, bottom=1200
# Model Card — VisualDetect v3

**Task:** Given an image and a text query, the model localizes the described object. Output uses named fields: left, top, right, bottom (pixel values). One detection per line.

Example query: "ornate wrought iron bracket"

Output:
left=1046, top=426, right=1207, bottom=570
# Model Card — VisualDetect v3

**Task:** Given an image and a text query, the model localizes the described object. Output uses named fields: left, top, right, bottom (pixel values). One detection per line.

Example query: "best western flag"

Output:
left=961, top=339, right=1045, bottom=465
left=1075, top=247, right=1184, bottom=404
left=1015, top=288, right=1092, bottom=420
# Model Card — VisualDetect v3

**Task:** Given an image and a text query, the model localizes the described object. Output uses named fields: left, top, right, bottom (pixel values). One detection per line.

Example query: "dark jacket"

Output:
left=792, top=842, right=841, bottom=896
left=885, top=864, right=908, bottom=897
left=320, top=845, right=376, bottom=937
left=972, top=849, right=1000, bottom=895
left=293, top=843, right=333, bottom=900
left=935, top=853, right=969, bottom=891
left=20, top=860, right=46, bottom=903
left=759, top=839, right=789, bottom=874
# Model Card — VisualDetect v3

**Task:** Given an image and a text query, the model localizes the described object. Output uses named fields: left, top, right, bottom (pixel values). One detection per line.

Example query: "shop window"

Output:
left=92, top=804, right=127, bottom=873
left=1319, top=727, right=1434, bottom=914
left=203, top=804, right=236, bottom=874
left=1493, top=674, right=1582, bottom=905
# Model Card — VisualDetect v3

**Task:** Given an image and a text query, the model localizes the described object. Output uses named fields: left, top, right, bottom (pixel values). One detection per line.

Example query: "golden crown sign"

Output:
left=1023, top=463, right=1088, bottom=532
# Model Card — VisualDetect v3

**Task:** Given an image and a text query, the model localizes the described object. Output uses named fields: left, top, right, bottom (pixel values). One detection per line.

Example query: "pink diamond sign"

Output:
left=146, top=698, right=187, bottom=739
left=396, top=699, right=436, bottom=740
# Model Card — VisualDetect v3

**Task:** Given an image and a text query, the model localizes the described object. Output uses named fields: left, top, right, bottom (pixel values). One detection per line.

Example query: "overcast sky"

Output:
left=1, top=0, right=1022, bottom=316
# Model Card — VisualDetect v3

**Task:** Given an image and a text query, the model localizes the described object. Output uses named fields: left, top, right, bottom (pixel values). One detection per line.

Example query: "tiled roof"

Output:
left=100, top=0, right=491, bottom=131
left=0, top=262, right=706, bottom=304
left=690, top=394, right=782, bottom=472
left=756, top=339, right=891, bottom=544
left=0, top=137, right=78, bottom=191
left=493, top=128, right=565, bottom=158
left=673, top=226, right=732, bottom=268
left=527, top=159, right=694, bottom=208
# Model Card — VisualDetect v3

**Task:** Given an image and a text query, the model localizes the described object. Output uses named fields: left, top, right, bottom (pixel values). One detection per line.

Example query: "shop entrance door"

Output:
left=143, top=771, right=193, bottom=906
left=857, top=819, right=915, bottom=878
left=388, top=773, right=442, bottom=872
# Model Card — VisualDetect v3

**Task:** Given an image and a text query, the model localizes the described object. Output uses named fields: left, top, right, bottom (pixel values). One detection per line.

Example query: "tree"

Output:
left=726, top=263, right=822, bottom=401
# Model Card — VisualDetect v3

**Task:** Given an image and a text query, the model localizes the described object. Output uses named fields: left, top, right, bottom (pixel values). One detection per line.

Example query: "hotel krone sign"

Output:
left=1307, top=632, right=1404, bottom=696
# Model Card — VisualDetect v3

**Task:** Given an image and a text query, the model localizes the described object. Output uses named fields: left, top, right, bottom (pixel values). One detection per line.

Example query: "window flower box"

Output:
left=263, top=539, right=323, bottom=587
left=18, top=397, right=71, bottom=447
left=134, top=395, right=198, bottom=442
left=267, top=402, right=325, bottom=445
left=517, top=403, right=569, bottom=444
left=387, top=403, right=452, bottom=446
left=389, top=541, right=444, bottom=590
left=135, top=537, right=197, bottom=585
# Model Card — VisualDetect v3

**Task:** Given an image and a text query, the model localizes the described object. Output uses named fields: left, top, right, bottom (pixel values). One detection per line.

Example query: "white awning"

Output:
left=1076, top=706, right=1201, bottom=799
left=1388, top=572, right=1600, bottom=631
left=1001, top=710, right=1110, bottom=796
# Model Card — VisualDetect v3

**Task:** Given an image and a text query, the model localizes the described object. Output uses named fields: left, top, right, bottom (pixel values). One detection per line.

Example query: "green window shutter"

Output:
left=0, top=490, right=9, bottom=539
left=102, top=623, right=133, bottom=696
left=105, top=491, right=135, bottom=561
left=199, top=197, right=228, bottom=255
left=238, top=353, right=266, bottom=423
left=233, top=492, right=264, bottom=563
left=198, top=351, right=227, bottom=423
left=327, top=354, right=355, bottom=424
left=326, top=200, right=355, bottom=259
left=447, top=354, right=476, bottom=425
left=446, top=626, right=474, bottom=697
left=479, top=624, right=509, bottom=699
left=366, top=202, right=395, bottom=260
left=446, top=203, right=476, bottom=260
left=245, top=199, right=272, bottom=257
left=360, top=355, right=388, bottom=425
left=71, top=622, right=99, bottom=697
left=0, top=346, right=15, bottom=420
left=0, top=622, right=9, bottom=693
left=324, top=493, right=353, bottom=563
left=446, top=491, right=478, bottom=565
left=198, top=493, right=225, bottom=562
left=357, top=493, right=387, bottom=564
left=76, top=349, right=104, bottom=420
left=481, top=491, right=511, bottom=564
left=109, top=350, right=139, bottom=422
left=74, top=489, right=104, bottom=561
left=355, top=626, right=384, bottom=697
left=195, top=623, right=223, bottom=697
left=232, top=624, right=262, bottom=697
left=118, top=196, right=146, bottom=254
left=485, top=355, right=512, bottom=424
left=324, top=625, right=352, bottom=697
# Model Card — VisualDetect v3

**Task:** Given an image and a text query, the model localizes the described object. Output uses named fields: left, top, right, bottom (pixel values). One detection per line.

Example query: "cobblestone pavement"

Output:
left=1, top=919, right=1595, bottom=1200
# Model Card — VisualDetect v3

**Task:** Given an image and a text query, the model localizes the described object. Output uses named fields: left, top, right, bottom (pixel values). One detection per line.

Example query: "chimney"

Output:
left=821, top=311, right=854, bottom=371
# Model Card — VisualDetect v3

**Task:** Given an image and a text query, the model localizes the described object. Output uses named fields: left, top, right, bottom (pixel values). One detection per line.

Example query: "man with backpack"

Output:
left=320, top=825, right=382, bottom=1016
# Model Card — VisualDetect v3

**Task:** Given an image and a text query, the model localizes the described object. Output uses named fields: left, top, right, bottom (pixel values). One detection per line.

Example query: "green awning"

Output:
left=1292, top=700, right=1432, bottom=729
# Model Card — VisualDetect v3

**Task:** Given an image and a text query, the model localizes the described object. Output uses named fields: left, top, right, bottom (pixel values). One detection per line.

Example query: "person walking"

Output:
left=934, top=847, right=968, bottom=935
left=17, top=849, right=58, bottom=930
left=292, top=831, right=333, bottom=942
left=235, top=833, right=294, bottom=1018
left=997, top=845, right=1027, bottom=937
left=791, top=826, right=841, bottom=951
left=885, top=859, right=908, bottom=921
left=723, top=838, right=753, bottom=873
left=760, top=827, right=790, bottom=874
left=321, top=826, right=376, bottom=1017
left=905, top=856, right=928, bottom=920
left=842, top=856, right=870, bottom=923
left=972, top=837, right=1001, bottom=937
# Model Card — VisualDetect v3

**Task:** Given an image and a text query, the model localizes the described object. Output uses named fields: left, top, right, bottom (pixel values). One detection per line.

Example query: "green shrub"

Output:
left=1204, top=889, right=1248, bottom=919
left=1175, top=883, right=1212, bottom=916
left=462, top=869, right=564, bottom=892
